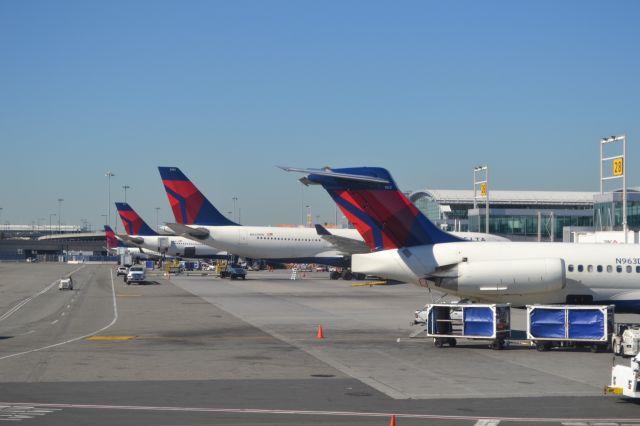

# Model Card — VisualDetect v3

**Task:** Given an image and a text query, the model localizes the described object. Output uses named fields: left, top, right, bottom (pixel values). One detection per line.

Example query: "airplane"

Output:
left=115, top=202, right=228, bottom=260
left=104, top=225, right=158, bottom=260
left=158, top=167, right=507, bottom=279
left=282, top=166, right=640, bottom=313
left=158, top=166, right=368, bottom=276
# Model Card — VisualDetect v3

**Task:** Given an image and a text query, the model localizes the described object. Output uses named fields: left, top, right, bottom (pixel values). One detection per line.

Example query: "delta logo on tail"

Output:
left=115, top=202, right=158, bottom=236
left=158, top=167, right=237, bottom=226
left=104, top=225, right=124, bottom=249
left=283, top=166, right=462, bottom=251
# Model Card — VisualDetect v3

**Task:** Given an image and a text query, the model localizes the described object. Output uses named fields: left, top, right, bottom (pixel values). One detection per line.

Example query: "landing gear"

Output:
left=434, top=337, right=457, bottom=348
left=329, top=268, right=365, bottom=280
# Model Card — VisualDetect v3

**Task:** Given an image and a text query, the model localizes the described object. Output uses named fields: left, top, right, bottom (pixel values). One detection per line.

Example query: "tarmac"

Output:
left=1, top=263, right=639, bottom=425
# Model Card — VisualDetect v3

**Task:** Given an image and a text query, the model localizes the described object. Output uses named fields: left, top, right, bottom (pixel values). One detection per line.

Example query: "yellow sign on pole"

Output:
left=613, top=158, right=624, bottom=176
left=480, top=183, right=487, bottom=197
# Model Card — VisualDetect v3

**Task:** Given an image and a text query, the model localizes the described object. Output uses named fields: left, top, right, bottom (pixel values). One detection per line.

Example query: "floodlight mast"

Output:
left=600, top=134, right=627, bottom=243
left=473, top=165, right=489, bottom=234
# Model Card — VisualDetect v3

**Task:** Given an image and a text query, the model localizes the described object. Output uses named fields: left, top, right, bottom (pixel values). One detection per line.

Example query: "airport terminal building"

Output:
left=410, top=189, right=608, bottom=241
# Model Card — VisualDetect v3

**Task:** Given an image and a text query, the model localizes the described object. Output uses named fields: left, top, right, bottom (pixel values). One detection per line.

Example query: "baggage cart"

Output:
left=526, top=305, right=614, bottom=352
left=425, top=303, right=511, bottom=349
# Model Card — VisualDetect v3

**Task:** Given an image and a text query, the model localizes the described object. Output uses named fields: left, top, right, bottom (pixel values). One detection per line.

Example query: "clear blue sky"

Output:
left=1, top=1, right=639, bottom=229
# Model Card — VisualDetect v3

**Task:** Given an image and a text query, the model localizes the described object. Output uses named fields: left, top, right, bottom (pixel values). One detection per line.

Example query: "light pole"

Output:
left=49, top=213, right=56, bottom=237
left=600, top=134, right=627, bottom=242
left=155, top=207, right=160, bottom=232
left=473, top=166, right=489, bottom=234
left=105, top=171, right=115, bottom=230
left=57, top=198, right=64, bottom=234
left=232, top=197, right=238, bottom=222
left=122, top=185, right=130, bottom=203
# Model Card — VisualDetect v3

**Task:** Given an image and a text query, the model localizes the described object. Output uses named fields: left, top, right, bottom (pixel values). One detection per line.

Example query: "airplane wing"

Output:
left=165, top=223, right=211, bottom=240
left=315, top=224, right=370, bottom=255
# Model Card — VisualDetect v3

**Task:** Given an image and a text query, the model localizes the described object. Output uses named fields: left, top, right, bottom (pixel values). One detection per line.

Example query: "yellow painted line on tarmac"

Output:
left=116, top=294, right=142, bottom=297
left=85, top=336, right=136, bottom=341
left=351, top=281, right=388, bottom=287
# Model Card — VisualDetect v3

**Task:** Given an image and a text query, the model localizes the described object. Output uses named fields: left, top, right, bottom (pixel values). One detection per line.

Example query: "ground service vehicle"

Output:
left=609, top=353, right=640, bottom=398
left=425, top=303, right=511, bottom=349
left=116, top=266, right=128, bottom=276
left=220, top=266, right=246, bottom=280
left=58, top=278, right=73, bottom=290
left=527, top=305, right=614, bottom=352
left=612, top=323, right=640, bottom=357
left=125, top=265, right=146, bottom=285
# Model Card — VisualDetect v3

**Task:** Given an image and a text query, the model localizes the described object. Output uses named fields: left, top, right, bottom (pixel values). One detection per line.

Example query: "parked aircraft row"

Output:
left=108, top=167, right=506, bottom=279
left=107, top=164, right=640, bottom=313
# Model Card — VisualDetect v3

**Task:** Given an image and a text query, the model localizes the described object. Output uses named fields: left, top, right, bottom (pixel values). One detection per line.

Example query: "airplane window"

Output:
left=627, top=265, right=632, bottom=273
left=597, top=265, right=603, bottom=272
left=568, top=265, right=574, bottom=272
left=577, top=265, right=583, bottom=272
left=607, top=265, right=612, bottom=273
left=587, top=265, right=593, bottom=272
left=617, top=265, right=623, bottom=273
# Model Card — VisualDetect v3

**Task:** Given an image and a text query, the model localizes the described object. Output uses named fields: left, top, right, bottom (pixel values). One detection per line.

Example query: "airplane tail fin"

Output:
left=115, top=202, right=159, bottom=236
left=158, top=167, right=238, bottom=226
left=281, top=166, right=462, bottom=251
left=104, top=225, right=123, bottom=249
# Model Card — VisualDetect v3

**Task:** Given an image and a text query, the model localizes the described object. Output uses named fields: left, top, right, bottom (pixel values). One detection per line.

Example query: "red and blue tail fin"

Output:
left=104, top=225, right=125, bottom=249
left=158, top=167, right=238, bottom=226
left=282, top=166, right=462, bottom=251
left=115, top=202, right=158, bottom=236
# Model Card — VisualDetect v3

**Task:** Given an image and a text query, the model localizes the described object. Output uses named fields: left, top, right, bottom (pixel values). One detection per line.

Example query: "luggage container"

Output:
left=425, top=303, right=511, bottom=349
left=526, top=305, right=614, bottom=352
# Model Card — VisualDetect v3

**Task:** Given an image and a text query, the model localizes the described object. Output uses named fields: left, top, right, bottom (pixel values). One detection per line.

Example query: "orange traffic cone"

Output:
left=389, top=415, right=396, bottom=426
left=316, top=325, right=325, bottom=339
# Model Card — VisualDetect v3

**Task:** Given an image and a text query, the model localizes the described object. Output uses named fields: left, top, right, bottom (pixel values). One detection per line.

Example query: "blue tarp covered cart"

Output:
left=425, top=303, right=511, bottom=350
left=526, top=305, right=614, bottom=352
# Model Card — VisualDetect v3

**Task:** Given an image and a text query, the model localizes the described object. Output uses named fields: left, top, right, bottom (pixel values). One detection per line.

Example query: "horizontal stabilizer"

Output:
left=314, top=224, right=370, bottom=255
left=165, top=223, right=211, bottom=240
left=278, top=166, right=391, bottom=185
left=120, top=235, right=144, bottom=245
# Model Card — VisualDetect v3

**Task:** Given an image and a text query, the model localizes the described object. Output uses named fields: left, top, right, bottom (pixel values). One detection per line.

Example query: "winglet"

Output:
left=315, top=224, right=332, bottom=236
left=158, top=167, right=238, bottom=226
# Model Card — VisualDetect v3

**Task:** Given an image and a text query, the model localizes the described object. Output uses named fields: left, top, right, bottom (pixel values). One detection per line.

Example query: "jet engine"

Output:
left=432, top=258, right=566, bottom=296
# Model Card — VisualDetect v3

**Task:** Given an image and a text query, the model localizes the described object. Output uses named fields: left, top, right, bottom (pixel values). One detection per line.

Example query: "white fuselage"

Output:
left=180, top=226, right=506, bottom=265
left=128, top=235, right=227, bottom=259
left=187, top=226, right=357, bottom=264
left=353, top=241, right=640, bottom=309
